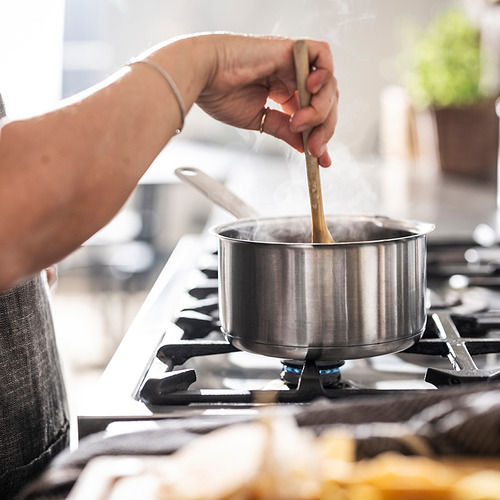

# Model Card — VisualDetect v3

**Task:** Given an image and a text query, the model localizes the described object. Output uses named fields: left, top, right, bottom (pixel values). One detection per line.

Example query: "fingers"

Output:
left=282, top=39, right=338, bottom=166
left=318, top=148, right=332, bottom=168
left=44, top=265, right=58, bottom=288
left=307, top=39, right=335, bottom=77
left=308, top=82, right=338, bottom=167
left=290, top=70, right=338, bottom=135
left=260, top=108, right=304, bottom=152
left=287, top=60, right=339, bottom=167
left=260, top=107, right=333, bottom=168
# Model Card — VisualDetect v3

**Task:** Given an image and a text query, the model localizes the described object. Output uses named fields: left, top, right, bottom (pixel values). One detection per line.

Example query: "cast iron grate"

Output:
left=139, top=244, right=500, bottom=406
left=139, top=308, right=500, bottom=406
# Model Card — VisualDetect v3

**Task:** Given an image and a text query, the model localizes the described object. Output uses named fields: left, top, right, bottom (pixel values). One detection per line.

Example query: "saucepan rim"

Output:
left=210, top=214, right=435, bottom=247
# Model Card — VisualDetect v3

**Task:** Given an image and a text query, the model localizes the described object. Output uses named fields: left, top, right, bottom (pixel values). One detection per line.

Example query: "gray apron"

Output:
left=0, top=94, right=69, bottom=499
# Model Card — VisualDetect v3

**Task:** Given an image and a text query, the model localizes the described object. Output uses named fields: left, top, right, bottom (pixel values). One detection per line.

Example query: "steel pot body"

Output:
left=211, top=215, right=434, bottom=361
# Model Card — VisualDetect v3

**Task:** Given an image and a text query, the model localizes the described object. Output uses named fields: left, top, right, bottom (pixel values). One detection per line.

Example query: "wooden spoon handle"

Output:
left=293, top=40, right=333, bottom=243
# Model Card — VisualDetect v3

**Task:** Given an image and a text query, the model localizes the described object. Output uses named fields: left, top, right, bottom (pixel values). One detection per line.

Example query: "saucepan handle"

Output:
left=175, top=167, right=260, bottom=219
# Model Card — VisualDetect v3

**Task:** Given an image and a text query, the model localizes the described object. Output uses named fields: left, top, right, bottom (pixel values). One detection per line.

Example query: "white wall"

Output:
left=0, top=0, right=459, bottom=156
left=0, top=0, right=65, bottom=118
left=94, top=0, right=457, bottom=158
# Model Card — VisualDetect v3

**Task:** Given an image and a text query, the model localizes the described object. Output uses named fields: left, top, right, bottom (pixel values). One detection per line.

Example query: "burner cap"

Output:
left=280, top=360, right=345, bottom=388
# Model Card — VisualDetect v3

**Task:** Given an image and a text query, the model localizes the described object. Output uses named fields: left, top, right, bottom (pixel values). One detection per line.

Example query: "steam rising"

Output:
left=246, top=142, right=379, bottom=243
left=216, top=215, right=418, bottom=245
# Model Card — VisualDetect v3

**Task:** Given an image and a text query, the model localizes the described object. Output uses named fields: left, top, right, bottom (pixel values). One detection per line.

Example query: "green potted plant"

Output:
left=402, top=8, right=499, bottom=179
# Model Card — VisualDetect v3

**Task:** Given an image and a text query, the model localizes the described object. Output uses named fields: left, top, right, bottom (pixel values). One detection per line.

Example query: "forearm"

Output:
left=0, top=33, right=337, bottom=289
left=0, top=36, right=213, bottom=289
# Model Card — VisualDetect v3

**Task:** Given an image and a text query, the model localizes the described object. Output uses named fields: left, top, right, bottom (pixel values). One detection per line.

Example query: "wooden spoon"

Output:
left=293, top=39, right=334, bottom=244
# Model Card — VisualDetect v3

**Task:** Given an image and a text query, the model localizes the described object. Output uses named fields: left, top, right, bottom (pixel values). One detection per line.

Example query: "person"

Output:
left=0, top=32, right=338, bottom=498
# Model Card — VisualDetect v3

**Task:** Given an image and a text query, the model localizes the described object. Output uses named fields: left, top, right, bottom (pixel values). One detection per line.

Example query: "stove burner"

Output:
left=281, top=360, right=345, bottom=389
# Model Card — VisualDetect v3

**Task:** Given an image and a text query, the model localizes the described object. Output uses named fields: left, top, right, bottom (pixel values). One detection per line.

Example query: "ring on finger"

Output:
left=259, top=107, right=269, bottom=134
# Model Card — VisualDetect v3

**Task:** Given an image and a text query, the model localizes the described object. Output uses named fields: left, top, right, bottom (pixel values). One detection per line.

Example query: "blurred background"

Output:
left=1, top=0, right=499, bottom=411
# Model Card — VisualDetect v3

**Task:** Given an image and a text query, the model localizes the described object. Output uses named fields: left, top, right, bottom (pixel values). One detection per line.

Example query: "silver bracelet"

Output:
left=127, top=57, right=186, bottom=134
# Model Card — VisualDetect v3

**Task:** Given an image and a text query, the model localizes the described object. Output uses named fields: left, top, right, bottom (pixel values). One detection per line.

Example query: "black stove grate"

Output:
left=140, top=358, right=434, bottom=406
left=405, top=311, right=500, bottom=385
left=138, top=241, right=500, bottom=407
left=139, top=311, right=500, bottom=406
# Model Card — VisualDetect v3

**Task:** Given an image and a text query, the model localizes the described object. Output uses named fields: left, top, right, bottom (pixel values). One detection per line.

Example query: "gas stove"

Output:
left=78, top=231, right=500, bottom=439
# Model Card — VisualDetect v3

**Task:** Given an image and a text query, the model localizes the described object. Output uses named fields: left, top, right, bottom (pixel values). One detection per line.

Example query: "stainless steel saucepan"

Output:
left=176, top=167, right=435, bottom=361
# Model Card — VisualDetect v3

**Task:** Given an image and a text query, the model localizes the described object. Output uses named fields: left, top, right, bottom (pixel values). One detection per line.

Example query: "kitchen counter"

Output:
left=371, top=159, right=498, bottom=242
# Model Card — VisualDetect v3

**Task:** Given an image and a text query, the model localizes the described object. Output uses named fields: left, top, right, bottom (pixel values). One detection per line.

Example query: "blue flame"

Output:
left=283, top=365, right=340, bottom=375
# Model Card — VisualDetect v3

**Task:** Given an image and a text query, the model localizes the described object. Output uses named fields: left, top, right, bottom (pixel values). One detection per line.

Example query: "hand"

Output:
left=44, top=266, right=58, bottom=288
left=195, top=34, right=338, bottom=167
